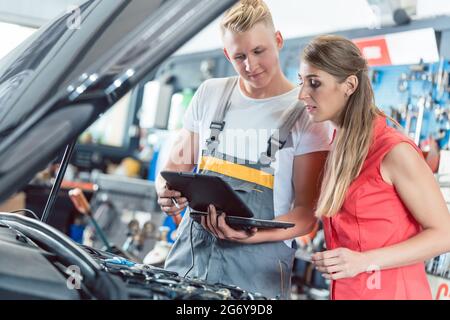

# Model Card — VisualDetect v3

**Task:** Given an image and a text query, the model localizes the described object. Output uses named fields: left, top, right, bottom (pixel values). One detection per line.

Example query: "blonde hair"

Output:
left=303, top=35, right=387, bottom=218
left=220, top=0, right=275, bottom=35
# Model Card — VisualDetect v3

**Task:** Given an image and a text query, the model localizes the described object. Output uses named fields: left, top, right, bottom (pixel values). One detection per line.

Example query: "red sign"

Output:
left=353, top=37, right=392, bottom=67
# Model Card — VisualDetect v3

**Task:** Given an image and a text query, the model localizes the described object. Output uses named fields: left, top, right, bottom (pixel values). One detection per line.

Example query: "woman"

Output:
left=204, top=35, right=450, bottom=300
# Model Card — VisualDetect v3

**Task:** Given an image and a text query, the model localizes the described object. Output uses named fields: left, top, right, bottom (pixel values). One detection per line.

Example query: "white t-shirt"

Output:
left=183, top=77, right=333, bottom=216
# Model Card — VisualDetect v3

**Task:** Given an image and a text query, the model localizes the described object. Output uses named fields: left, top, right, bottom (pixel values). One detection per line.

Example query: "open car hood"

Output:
left=0, top=0, right=236, bottom=203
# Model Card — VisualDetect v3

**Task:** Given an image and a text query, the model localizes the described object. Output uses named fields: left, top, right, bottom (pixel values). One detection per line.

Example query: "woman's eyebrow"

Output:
left=298, top=73, right=319, bottom=79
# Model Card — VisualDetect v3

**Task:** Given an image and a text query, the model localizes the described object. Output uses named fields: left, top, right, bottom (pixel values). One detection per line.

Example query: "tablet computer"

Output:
left=160, top=171, right=294, bottom=230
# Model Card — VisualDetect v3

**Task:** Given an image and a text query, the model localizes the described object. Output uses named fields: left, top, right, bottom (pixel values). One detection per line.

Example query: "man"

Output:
left=156, top=0, right=331, bottom=298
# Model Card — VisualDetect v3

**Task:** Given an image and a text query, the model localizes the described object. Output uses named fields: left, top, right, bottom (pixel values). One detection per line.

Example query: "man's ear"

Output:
left=275, top=31, right=284, bottom=50
left=346, top=75, right=359, bottom=96
left=223, top=48, right=231, bottom=62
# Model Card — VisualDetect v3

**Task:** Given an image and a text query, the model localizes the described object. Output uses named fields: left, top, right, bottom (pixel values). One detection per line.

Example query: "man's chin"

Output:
left=244, top=77, right=269, bottom=89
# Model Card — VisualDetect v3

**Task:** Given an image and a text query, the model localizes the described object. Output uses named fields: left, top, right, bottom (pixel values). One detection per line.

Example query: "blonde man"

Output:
left=157, top=0, right=331, bottom=298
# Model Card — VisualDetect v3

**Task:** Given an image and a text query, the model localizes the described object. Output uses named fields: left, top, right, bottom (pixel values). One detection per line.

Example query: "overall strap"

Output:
left=206, top=77, right=239, bottom=153
left=260, top=101, right=306, bottom=165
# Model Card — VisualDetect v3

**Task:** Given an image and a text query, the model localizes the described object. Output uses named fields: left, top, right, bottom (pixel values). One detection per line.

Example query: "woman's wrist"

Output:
left=359, top=251, right=377, bottom=274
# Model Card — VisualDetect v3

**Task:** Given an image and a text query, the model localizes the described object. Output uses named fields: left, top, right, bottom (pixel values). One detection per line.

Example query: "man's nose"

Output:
left=244, top=56, right=254, bottom=73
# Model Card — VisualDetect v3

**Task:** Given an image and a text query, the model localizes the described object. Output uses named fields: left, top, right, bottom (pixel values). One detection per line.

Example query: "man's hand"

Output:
left=155, top=129, right=198, bottom=217
left=201, top=204, right=257, bottom=241
left=156, top=184, right=188, bottom=216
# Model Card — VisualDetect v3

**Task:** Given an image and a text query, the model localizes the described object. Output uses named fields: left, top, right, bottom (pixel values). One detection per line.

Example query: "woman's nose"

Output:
left=298, top=85, right=309, bottom=101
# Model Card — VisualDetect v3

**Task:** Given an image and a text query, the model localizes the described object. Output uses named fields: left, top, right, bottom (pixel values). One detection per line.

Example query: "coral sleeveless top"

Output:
left=322, top=116, right=432, bottom=300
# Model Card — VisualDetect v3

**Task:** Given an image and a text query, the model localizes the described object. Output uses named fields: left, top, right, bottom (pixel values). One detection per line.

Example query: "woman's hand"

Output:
left=311, top=248, right=369, bottom=280
left=201, top=204, right=257, bottom=241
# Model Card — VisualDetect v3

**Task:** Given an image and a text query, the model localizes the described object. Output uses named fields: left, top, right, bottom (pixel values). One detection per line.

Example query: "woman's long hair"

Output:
left=303, top=35, right=385, bottom=218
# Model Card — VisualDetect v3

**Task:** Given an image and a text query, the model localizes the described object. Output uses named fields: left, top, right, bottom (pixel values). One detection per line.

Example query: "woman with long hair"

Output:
left=298, top=35, right=450, bottom=299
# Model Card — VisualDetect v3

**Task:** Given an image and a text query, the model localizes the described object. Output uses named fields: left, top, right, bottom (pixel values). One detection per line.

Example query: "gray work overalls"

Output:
left=165, top=77, right=305, bottom=299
